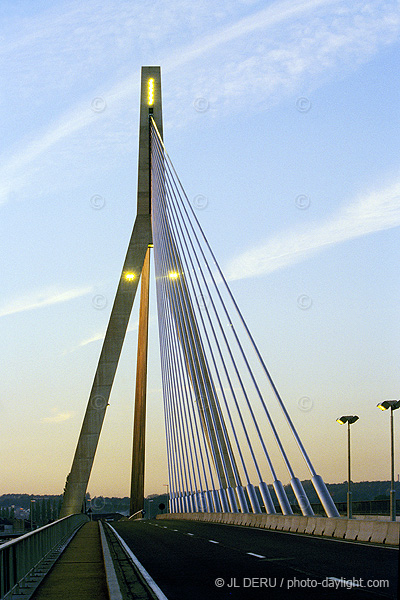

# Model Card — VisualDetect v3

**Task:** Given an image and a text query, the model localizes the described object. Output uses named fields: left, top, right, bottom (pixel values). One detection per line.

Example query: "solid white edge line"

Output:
left=99, top=522, right=124, bottom=600
left=106, top=523, right=169, bottom=600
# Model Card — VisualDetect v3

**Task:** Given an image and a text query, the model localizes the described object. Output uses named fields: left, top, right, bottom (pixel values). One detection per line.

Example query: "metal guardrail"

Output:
left=0, top=513, right=88, bottom=599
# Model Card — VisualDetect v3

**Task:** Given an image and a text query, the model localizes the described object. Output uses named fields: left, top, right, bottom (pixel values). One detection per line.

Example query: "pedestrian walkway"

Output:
left=31, top=521, right=109, bottom=600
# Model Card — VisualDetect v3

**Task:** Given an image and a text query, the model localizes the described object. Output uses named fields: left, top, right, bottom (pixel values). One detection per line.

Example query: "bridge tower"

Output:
left=60, top=67, right=237, bottom=518
left=60, top=67, right=161, bottom=517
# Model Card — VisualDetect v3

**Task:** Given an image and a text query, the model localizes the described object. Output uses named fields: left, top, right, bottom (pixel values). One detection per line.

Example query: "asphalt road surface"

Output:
left=114, top=519, right=399, bottom=600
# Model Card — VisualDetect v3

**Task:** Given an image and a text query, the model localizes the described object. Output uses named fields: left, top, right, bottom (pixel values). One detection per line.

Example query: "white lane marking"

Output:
left=187, top=533, right=194, bottom=536
left=247, top=552, right=266, bottom=558
left=106, top=523, right=169, bottom=600
left=261, top=557, right=295, bottom=562
left=208, top=540, right=219, bottom=544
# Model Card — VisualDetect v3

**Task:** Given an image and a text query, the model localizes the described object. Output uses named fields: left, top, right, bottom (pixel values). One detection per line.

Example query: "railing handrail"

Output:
left=0, top=514, right=80, bottom=550
left=0, top=512, right=88, bottom=599
left=128, top=510, right=143, bottom=520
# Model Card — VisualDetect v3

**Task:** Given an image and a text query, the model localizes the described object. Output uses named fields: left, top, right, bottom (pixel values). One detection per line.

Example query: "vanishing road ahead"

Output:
left=113, top=519, right=399, bottom=600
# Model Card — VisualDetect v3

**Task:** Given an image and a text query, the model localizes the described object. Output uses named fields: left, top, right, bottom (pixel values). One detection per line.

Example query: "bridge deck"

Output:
left=31, top=521, right=109, bottom=600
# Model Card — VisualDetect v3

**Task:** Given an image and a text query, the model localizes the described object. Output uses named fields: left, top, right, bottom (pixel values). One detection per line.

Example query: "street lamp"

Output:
left=377, top=399, right=400, bottom=522
left=336, top=415, right=359, bottom=519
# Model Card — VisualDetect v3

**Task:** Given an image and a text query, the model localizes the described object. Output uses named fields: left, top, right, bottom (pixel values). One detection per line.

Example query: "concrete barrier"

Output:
left=321, top=518, right=338, bottom=537
left=370, top=521, right=389, bottom=544
left=313, top=517, right=328, bottom=536
left=385, top=522, right=399, bottom=546
left=344, top=519, right=360, bottom=541
left=305, top=517, right=316, bottom=535
left=243, top=514, right=255, bottom=526
left=290, top=516, right=308, bottom=533
left=260, top=515, right=273, bottom=529
left=357, top=520, right=374, bottom=542
left=281, top=516, right=294, bottom=532
left=332, top=518, right=347, bottom=539
left=267, top=515, right=280, bottom=530
left=254, top=514, right=266, bottom=528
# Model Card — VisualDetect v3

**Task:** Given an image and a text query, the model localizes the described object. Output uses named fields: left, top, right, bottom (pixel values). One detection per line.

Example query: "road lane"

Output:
left=114, top=519, right=398, bottom=600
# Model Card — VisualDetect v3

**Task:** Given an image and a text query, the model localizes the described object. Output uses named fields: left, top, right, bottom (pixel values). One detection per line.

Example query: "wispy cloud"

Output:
left=62, top=319, right=140, bottom=355
left=42, top=411, right=74, bottom=423
left=226, top=178, right=400, bottom=280
left=1, top=0, right=399, bottom=205
left=0, top=286, right=93, bottom=318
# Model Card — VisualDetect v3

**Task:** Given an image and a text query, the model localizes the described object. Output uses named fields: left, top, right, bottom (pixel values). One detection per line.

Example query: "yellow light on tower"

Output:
left=124, top=272, right=135, bottom=281
left=148, top=78, right=155, bottom=106
left=169, top=271, right=179, bottom=280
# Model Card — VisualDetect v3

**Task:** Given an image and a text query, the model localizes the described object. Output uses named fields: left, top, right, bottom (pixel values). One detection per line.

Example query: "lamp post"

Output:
left=30, top=499, right=36, bottom=530
left=377, top=400, right=400, bottom=522
left=336, top=415, right=359, bottom=519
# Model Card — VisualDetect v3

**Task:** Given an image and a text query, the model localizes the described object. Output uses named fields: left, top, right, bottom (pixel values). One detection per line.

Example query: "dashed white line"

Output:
left=187, top=533, right=194, bottom=536
left=208, top=540, right=219, bottom=544
left=247, top=552, right=266, bottom=559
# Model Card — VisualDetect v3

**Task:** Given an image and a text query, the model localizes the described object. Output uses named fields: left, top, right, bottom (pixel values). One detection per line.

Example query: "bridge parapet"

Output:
left=0, top=513, right=88, bottom=599
left=156, top=512, right=399, bottom=546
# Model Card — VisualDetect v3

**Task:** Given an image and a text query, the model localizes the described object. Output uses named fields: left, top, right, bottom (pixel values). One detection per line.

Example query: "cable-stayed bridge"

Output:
left=60, top=66, right=337, bottom=522
left=1, top=67, right=398, bottom=600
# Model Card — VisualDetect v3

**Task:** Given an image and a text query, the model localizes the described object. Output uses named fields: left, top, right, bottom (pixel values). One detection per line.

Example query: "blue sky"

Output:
left=1, top=0, right=399, bottom=498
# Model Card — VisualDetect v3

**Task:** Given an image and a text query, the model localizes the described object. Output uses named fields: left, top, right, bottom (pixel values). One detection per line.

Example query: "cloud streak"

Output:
left=226, top=178, right=400, bottom=280
left=1, top=0, right=399, bottom=205
left=0, top=286, right=93, bottom=318
left=42, top=412, right=74, bottom=423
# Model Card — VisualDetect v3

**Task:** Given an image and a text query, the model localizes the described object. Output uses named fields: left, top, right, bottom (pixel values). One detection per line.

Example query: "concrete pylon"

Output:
left=60, top=67, right=163, bottom=517
left=129, top=247, right=151, bottom=516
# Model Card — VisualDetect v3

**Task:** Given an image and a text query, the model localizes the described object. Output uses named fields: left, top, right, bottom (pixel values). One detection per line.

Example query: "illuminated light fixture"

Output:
left=377, top=400, right=400, bottom=411
left=169, top=271, right=179, bottom=280
left=336, top=415, right=359, bottom=425
left=148, top=243, right=154, bottom=248
left=148, top=78, right=155, bottom=106
left=124, top=272, right=135, bottom=281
